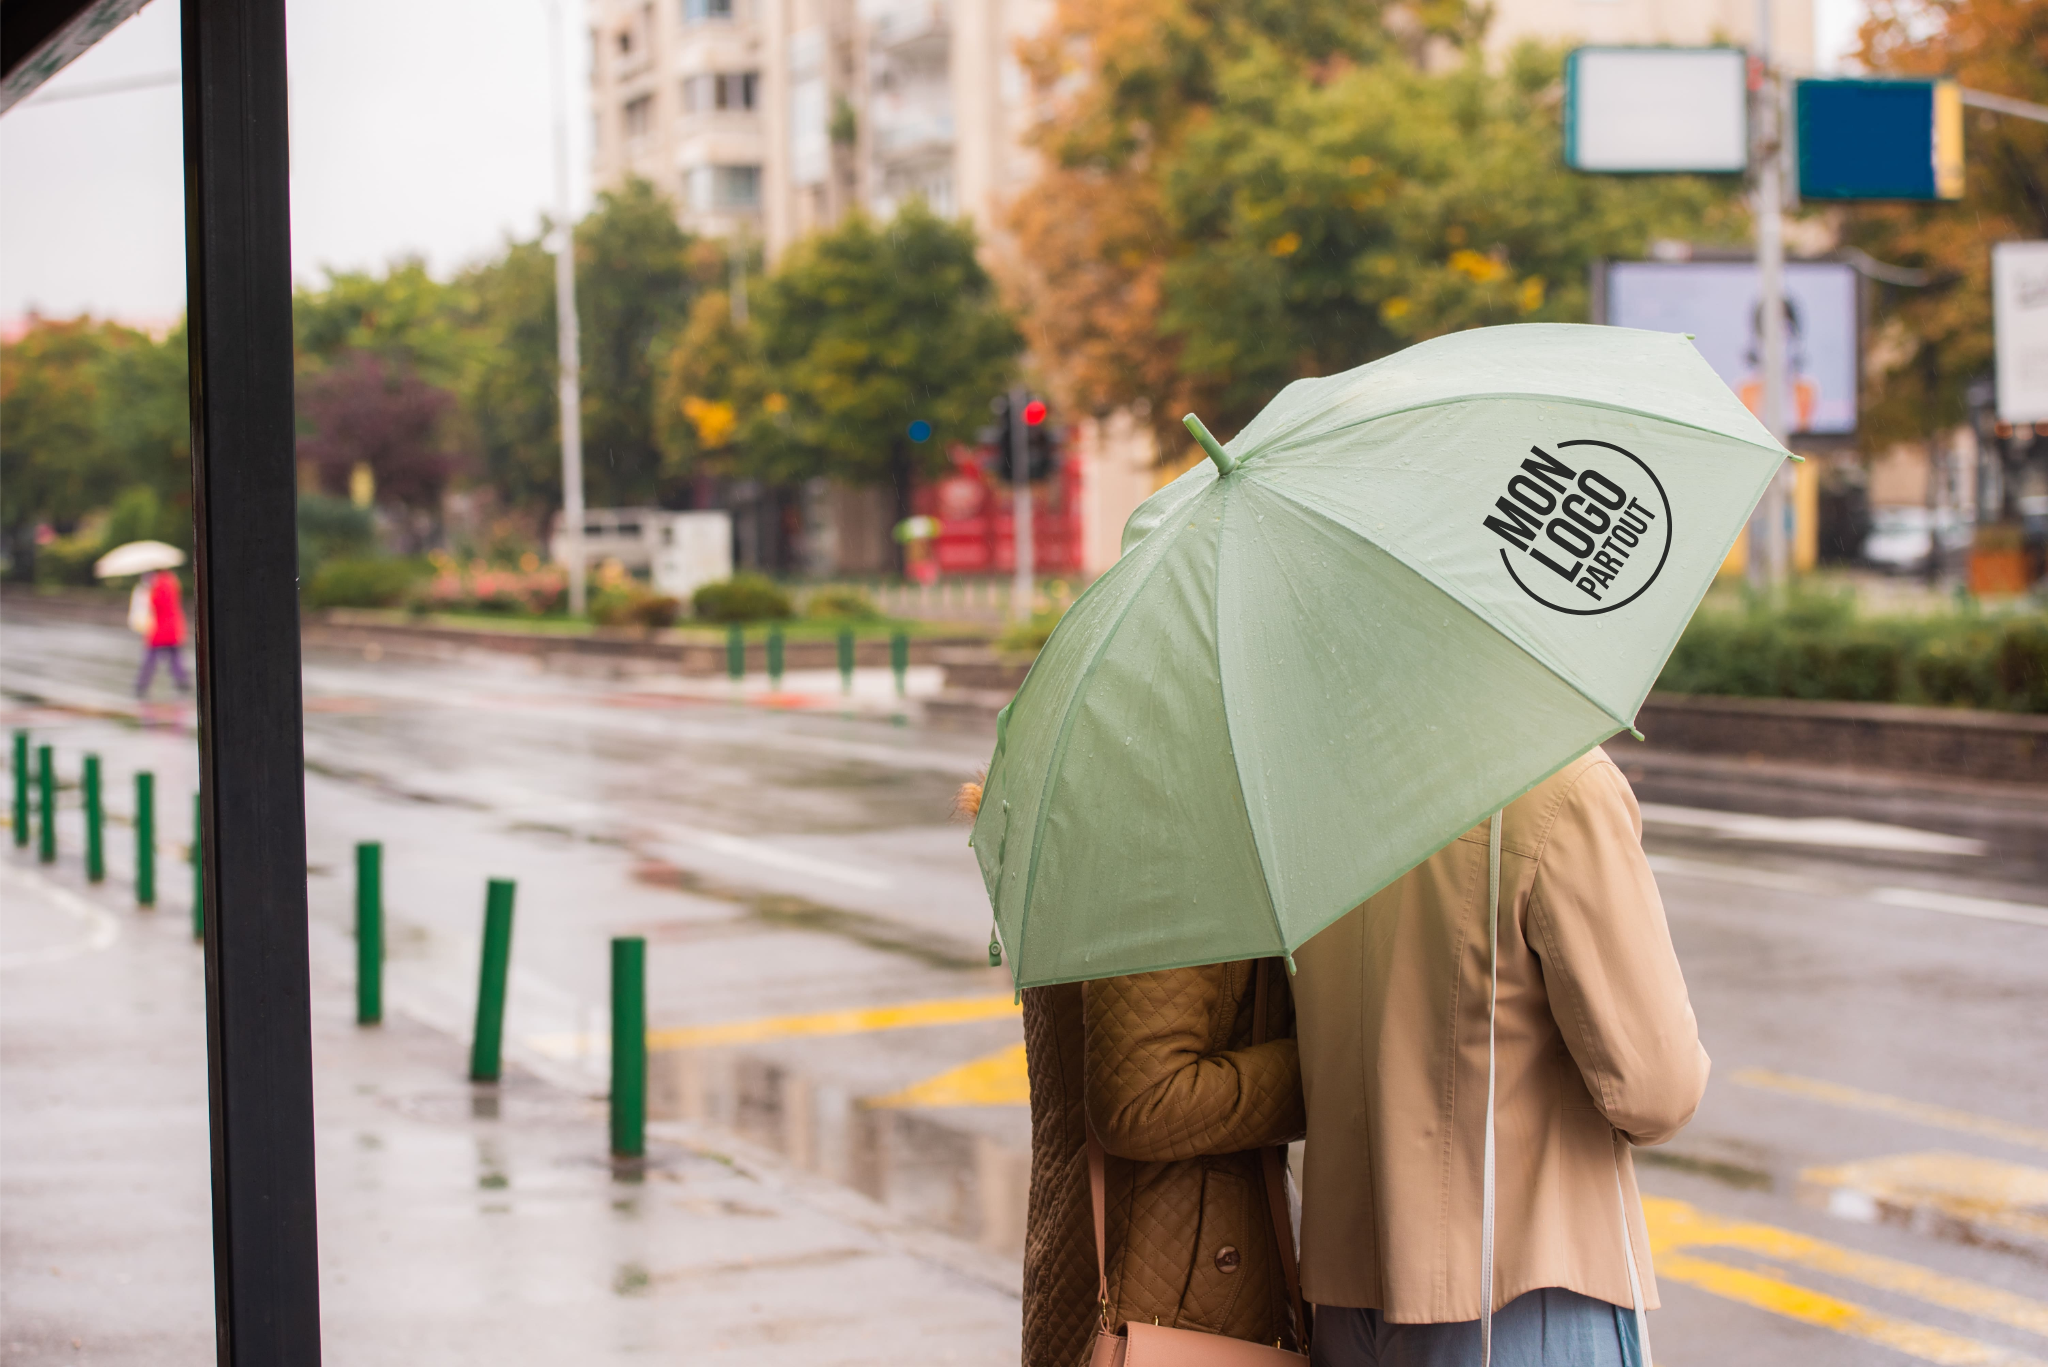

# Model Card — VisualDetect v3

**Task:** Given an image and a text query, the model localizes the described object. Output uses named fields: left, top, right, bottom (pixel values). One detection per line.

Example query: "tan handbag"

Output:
left=1087, top=960, right=1310, bottom=1367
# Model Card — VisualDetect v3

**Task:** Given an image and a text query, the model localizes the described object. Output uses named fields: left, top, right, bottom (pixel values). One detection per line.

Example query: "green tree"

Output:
left=1158, top=42, right=1745, bottom=434
left=1008, top=0, right=1409, bottom=445
left=448, top=178, right=709, bottom=514
left=576, top=178, right=705, bottom=507
left=653, top=290, right=784, bottom=485
left=293, top=258, right=473, bottom=387
left=1844, top=0, right=2048, bottom=452
left=1, top=317, right=191, bottom=577
left=756, top=202, right=1021, bottom=530
left=453, top=235, right=561, bottom=512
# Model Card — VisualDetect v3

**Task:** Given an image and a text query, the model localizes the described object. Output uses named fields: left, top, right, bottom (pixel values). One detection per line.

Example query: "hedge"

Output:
left=1657, top=594, right=2048, bottom=714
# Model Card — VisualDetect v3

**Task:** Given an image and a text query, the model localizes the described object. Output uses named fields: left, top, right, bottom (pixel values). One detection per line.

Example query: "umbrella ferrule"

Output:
left=1183, top=413, right=1236, bottom=475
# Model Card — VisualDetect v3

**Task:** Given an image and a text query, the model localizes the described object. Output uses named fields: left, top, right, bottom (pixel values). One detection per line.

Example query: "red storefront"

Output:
left=915, top=444, right=1083, bottom=575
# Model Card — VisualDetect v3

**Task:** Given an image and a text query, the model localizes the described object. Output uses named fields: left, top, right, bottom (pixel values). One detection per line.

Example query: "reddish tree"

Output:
left=296, top=350, right=469, bottom=513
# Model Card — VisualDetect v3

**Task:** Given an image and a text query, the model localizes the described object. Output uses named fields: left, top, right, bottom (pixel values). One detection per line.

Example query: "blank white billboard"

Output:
left=1566, top=48, right=1750, bottom=174
left=1992, top=241, right=2048, bottom=424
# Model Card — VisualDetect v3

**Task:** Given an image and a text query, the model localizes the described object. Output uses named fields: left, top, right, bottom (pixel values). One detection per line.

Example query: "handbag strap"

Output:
left=1253, top=958, right=1310, bottom=1353
left=1088, top=1121, right=1112, bottom=1329
left=1083, top=960, right=1310, bottom=1350
left=1480, top=812, right=1502, bottom=1367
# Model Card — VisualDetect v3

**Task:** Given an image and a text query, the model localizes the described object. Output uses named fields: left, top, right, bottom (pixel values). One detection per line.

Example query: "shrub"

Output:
left=804, top=585, right=881, bottom=620
left=1656, top=591, right=2047, bottom=713
left=411, top=563, right=566, bottom=616
left=591, top=582, right=681, bottom=629
left=304, top=557, right=422, bottom=609
left=998, top=606, right=1066, bottom=655
left=692, top=573, right=793, bottom=623
left=297, top=494, right=376, bottom=579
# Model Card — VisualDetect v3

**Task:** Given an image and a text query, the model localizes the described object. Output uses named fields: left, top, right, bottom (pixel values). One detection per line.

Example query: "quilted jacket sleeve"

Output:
left=1526, top=760, right=1711, bottom=1147
left=1083, top=965, right=1306, bottom=1163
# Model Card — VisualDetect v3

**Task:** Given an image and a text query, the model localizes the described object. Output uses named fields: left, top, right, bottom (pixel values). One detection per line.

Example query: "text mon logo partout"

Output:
left=1482, top=439, right=1673, bottom=616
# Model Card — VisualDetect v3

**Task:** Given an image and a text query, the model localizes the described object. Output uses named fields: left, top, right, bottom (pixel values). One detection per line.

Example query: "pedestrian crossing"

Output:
left=1646, top=1194, right=2048, bottom=1362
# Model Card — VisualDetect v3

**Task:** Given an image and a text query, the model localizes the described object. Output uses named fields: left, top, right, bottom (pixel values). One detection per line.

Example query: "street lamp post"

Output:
left=548, top=0, right=587, bottom=618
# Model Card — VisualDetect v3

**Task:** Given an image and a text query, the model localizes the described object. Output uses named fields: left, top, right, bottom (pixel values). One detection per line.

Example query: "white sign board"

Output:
left=652, top=511, right=734, bottom=601
left=1565, top=48, right=1749, bottom=174
left=1605, top=260, right=1859, bottom=436
left=1993, top=240, right=2048, bottom=424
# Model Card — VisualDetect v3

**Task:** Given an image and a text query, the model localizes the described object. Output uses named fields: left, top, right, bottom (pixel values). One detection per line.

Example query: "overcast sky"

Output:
left=2, top=0, right=1864, bottom=326
left=1, top=0, right=592, bottom=325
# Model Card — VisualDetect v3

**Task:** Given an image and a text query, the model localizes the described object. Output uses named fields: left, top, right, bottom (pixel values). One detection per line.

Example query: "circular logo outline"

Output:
left=1500, top=438, right=1673, bottom=617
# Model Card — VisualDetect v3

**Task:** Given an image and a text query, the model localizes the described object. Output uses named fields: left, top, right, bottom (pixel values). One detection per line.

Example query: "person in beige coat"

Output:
left=1292, top=747, right=1709, bottom=1365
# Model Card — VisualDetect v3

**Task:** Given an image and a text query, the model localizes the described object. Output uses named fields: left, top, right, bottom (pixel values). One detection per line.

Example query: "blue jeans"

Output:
left=1310, top=1289, right=1641, bottom=1367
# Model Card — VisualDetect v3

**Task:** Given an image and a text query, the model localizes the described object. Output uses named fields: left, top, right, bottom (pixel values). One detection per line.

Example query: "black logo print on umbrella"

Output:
left=1481, top=439, right=1673, bottom=616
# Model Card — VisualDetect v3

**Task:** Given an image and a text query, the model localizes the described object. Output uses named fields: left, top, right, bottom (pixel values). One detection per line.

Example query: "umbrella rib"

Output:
left=1209, top=480, right=1287, bottom=959
left=1244, top=474, right=1637, bottom=737
left=1012, top=514, right=1194, bottom=969
left=1238, top=392, right=1786, bottom=469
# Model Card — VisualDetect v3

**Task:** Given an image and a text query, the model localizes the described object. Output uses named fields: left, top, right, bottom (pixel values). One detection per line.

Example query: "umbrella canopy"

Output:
left=94, top=540, right=186, bottom=579
left=972, top=324, right=1789, bottom=989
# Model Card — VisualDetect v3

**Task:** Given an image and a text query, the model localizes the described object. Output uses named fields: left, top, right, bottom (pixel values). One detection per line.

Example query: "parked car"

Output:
left=1862, top=506, right=1972, bottom=573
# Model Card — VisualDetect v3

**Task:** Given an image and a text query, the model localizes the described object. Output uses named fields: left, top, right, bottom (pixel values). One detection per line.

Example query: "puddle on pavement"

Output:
left=1800, top=1150, right=2048, bottom=1261
left=651, top=1047, right=1027, bottom=1258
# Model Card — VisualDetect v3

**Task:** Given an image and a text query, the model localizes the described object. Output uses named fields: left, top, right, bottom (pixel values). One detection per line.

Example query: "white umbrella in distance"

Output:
left=93, top=541, right=186, bottom=579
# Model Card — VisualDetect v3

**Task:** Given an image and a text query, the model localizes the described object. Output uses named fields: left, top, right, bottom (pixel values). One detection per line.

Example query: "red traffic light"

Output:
left=1022, top=399, right=1047, bottom=426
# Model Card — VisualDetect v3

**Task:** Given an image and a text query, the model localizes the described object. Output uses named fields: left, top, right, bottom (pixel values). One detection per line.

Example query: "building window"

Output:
left=624, top=95, right=654, bottom=140
left=683, top=0, right=733, bottom=23
left=685, top=71, right=758, bottom=112
left=688, top=163, right=762, bottom=211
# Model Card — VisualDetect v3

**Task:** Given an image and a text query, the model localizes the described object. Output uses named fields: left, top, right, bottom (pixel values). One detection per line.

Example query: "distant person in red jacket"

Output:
left=136, top=570, right=190, bottom=697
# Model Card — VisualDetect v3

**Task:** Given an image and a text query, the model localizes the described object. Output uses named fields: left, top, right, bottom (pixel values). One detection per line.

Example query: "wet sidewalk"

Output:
left=0, top=853, right=1021, bottom=1365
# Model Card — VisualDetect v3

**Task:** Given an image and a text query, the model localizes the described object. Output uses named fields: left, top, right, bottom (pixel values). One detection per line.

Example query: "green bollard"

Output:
left=356, top=842, right=383, bottom=1025
left=766, top=624, right=785, bottom=691
left=11, top=731, right=26, bottom=848
left=191, top=793, right=203, bottom=941
left=135, top=773, right=156, bottom=907
left=36, top=745, right=55, bottom=863
left=84, top=755, right=104, bottom=883
left=610, top=936, right=646, bottom=1159
left=469, top=879, right=517, bottom=1082
left=837, top=628, right=855, bottom=695
left=890, top=631, right=910, bottom=698
left=726, top=624, right=744, bottom=682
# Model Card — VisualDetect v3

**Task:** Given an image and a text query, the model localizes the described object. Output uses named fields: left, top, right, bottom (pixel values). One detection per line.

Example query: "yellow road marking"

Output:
left=644, top=993, right=1020, bottom=1052
left=1802, top=1152, right=2048, bottom=1249
left=1732, top=1069, right=2048, bottom=1153
left=866, top=1043, right=1028, bottom=1108
left=1655, top=1250, right=2046, bottom=1366
left=1646, top=1195, right=2048, bottom=1342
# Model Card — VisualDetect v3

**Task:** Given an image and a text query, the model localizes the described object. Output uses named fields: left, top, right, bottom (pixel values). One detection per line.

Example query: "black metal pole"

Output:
left=182, top=0, right=323, bottom=1361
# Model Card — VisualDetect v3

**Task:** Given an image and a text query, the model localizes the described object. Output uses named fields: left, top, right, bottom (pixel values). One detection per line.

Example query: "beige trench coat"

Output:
left=1292, top=747, right=1708, bottom=1322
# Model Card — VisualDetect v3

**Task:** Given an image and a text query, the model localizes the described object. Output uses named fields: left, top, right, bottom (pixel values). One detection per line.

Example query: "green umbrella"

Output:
left=972, top=323, right=1789, bottom=989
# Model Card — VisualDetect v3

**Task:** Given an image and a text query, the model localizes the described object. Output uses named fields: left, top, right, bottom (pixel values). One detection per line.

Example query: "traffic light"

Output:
left=985, top=392, right=1060, bottom=484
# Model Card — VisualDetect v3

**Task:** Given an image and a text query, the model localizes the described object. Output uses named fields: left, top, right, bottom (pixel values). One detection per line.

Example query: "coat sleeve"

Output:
left=1525, top=761, right=1710, bottom=1147
left=1082, top=965, right=1306, bottom=1163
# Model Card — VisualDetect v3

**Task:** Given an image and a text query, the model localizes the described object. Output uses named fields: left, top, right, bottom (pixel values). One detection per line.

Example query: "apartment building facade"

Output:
left=587, top=0, right=1046, bottom=254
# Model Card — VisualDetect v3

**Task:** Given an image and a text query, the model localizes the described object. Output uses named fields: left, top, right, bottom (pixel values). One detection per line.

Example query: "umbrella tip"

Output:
left=1183, top=413, right=1236, bottom=475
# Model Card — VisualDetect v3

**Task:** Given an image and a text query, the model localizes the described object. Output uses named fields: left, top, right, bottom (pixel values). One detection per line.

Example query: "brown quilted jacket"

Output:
left=1020, top=962, right=1307, bottom=1367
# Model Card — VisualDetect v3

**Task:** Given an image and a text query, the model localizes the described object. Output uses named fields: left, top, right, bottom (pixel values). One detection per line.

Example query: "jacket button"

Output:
left=1213, top=1246, right=1241, bottom=1273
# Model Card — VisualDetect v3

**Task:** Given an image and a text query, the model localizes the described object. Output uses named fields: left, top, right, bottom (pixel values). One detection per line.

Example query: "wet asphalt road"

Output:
left=2, top=614, right=2044, bottom=1366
